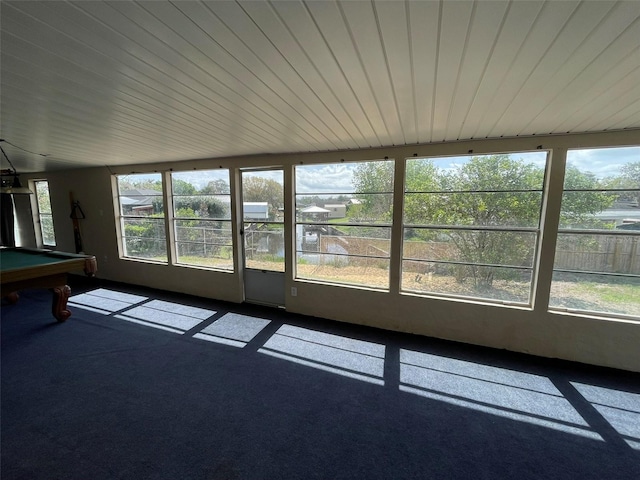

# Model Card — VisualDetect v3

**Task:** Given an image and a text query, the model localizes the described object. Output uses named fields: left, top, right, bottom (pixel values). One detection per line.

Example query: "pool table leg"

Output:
left=51, top=285, right=72, bottom=322
left=6, top=292, right=19, bottom=304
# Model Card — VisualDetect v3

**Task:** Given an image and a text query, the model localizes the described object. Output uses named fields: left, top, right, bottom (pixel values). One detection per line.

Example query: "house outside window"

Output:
left=116, top=173, right=167, bottom=262
left=295, top=160, right=394, bottom=289
left=171, top=170, right=233, bottom=270
left=550, top=146, right=640, bottom=318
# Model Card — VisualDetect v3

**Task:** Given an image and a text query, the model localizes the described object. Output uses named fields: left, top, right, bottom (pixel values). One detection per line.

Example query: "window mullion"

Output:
left=164, top=172, right=176, bottom=265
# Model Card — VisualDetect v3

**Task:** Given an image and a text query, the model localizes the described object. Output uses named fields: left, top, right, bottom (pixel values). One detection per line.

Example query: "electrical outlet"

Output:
left=291, top=287, right=297, bottom=297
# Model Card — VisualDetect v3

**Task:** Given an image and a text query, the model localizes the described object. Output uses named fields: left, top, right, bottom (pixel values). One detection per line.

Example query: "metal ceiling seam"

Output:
left=543, top=52, right=640, bottom=134
left=405, top=0, right=439, bottom=145
left=443, top=0, right=477, bottom=141
left=272, top=0, right=371, bottom=145
left=485, top=0, right=582, bottom=139
left=237, top=0, right=354, bottom=149
left=0, top=58, right=257, bottom=152
left=2, top=84, right=220, bottom=157
left=1, top=39, right=278, bottom=153
left=197, top=0, right=346, bottom=149
left=469, top=0, right=546, bottom=140
left=604, top=100, right=640, bottom=132
left=306, top=0, right=389, bottom=147
left=7, top=100, right=210, bottom=159
left=455, top=0, right=512, bottom=142
left=514, top=0, right=624, bottom=136
left=122, top=1, right=326, bottom=150
left=429, top=0, right=444, bottom=143
left=299, top=0, right=381, bottom=146
left=404, top=1, right=419, bottom=145
left=68, top=2, right=307, bottom=149
left=1, top=6, right=281, bottom=149
left=573, top=79, right=640, bottom=133
left=372, top=0, right=409, bottom=145
left=432, top=1, right=476, bottom=142
left=337, top=1, right=394, bottom=145
left=460, top=0, right=540, bottom=140
left=264, top=0, right=366, bottom=147
left=522, top=9, right=640, bottom=135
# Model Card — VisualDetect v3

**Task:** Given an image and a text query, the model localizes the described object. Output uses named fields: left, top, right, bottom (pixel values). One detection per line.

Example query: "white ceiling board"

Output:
left=1, top=0, right=639, bottom=173
left=457, top=0, right=545, bottom=141
left=162, top=0, right=338, bottom=150
left=430, top=0, right=475, bottom=142
left=305, top=0, right=392, bottom=147
left=373, top=1, right=415, bottom=145
left=520, top=1, right=640, bottom=135
left=407, top=0, right=441, bottom=144
left=445, top=0, right=510, bottom=142
left=497, top=1, right=615, bottom=136
left=479, top=0, right=582, bottom=139
left=270, top=0, right=374, bottom=147
left=239, top=1, right=359, bottom=146
left=196, top=0, right=349, bottom=149
left=340, top=1, right=405, bottom=143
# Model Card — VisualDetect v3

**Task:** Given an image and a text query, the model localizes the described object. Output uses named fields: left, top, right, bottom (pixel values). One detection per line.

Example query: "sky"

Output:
left=119, top=146, right=640, bottom=193
left=566, top=146, right=640, bottom=179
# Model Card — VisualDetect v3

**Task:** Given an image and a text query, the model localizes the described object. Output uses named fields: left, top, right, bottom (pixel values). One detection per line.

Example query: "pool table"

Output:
left=1, top=247, right=97, bottom=322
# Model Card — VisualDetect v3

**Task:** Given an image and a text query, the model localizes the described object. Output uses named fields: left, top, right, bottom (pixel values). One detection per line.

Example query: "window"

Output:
left=550, top=146, right=640, bottom=319
left=116, top=173, right=167, bottom=262
left=242, top=170, right=285, bottom=272
left=34, top=180, right=55, bottom=246
left=295, top=160, right=394, bottom=289
left=402, top=152, right=548, bottom=304
left=171, top=170, right=233, bottom=270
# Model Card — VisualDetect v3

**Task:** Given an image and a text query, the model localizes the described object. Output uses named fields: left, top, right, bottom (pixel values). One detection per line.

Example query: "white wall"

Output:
left=18, top=130, right=640, bottom=372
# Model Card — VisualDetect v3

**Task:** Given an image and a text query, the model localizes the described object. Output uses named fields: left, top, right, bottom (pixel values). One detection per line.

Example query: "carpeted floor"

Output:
left=2, top=278, right=639, bottom=480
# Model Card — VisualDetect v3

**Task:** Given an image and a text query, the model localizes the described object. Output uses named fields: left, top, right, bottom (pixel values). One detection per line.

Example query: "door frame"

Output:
left=239, top=167, right=286, bottom=307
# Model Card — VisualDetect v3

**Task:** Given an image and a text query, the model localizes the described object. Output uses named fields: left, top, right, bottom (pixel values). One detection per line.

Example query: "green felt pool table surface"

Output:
left=1, top=247, right=97, bottom=322
left=1, top=248, right=75, bottom=269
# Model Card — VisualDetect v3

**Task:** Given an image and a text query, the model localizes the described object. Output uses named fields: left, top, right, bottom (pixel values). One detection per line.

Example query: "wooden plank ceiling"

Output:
left=1, top=0, right=639, bottom=172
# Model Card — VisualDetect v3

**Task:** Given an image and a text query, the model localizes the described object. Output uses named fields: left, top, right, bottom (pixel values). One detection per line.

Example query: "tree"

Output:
left=432, top=155, right=545, bottom=289
left=352, top=154, right=617, bottom=291
left=201, top=179, right=230, bottom=194
left=620, top=161, right=640, bottom=205
left=173, top=196, right=227, bottom=218
left=351, top=161, right=394, bottom=222
left=172, top=179, right=196, bottom=195
left=242, top=176, right=283, bottom=219
left=35, top=182, right=55, bottom=243
left=561, top=166, right=617, bottom=228
left=118, top=178, right=162, bottom=192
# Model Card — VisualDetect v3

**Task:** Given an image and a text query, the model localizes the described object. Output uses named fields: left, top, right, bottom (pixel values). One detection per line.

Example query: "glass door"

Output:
left=241, top=169, right=285, bottom=306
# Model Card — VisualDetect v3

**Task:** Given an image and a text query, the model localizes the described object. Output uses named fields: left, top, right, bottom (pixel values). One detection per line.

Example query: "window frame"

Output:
left=294, top=159, right=395, bottom=290
left=115, top=173, right=168, bottom=263
left=31, top=179, right=56, bottom=248
left=241, top=167, right=286, bottom=273
left=169, top=169, right=235, bottom=272
left=549, top=146, right=640, bottom=320
left=400, top=151, right=550, bottom=306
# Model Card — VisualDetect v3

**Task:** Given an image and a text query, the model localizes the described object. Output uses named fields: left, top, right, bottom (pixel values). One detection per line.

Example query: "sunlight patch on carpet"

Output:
left=258, top=325, right=385, bottom=385
left=572, top=382, right=640, bottom=450
left=115, top=300, right=215, bottom=334
left=69, top=288, right=148, bottom=314
left=193, top=313, right=270, bottom=347
left=399, top=349, right=602, bottom=441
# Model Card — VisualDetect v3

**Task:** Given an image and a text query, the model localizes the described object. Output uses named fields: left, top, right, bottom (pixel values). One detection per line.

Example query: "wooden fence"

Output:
left=319, top=234, right=640, bottom=275
left=554, top=235, right=640, bottom=274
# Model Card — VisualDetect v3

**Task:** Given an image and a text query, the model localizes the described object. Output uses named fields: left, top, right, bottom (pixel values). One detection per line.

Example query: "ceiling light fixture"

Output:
left=0, top=141, right=33, bottom=195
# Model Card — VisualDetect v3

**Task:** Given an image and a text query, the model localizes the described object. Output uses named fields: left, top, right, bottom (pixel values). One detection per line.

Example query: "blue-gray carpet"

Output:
left=2, top=279, right=639, bottom=480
